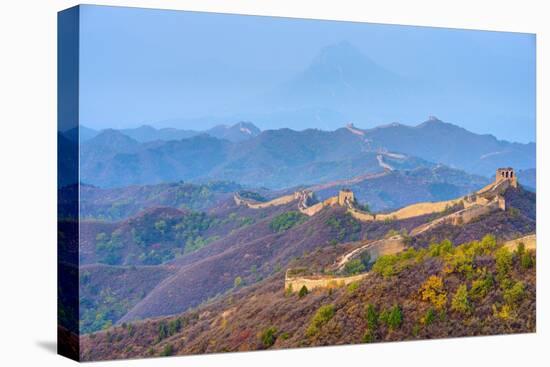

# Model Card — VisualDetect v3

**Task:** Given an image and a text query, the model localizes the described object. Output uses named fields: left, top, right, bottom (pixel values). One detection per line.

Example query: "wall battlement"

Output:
left=496, top=167, right=517, bottom=188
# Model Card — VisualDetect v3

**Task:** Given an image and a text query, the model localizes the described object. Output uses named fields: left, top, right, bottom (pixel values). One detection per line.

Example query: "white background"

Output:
left=0, top=0, right=547, bottom=366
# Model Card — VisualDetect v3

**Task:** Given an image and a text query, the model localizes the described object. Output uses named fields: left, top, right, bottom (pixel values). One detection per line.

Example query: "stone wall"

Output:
left=300, top=196, right=339, bottom=216
left=236, top=169, right=515, bottom=228
left=374, top=198, right=464, bottom=221
left=410, top=197, right=501, bottom=236
left=503, top=234, right=536, bottom=251
left=285, top=273, right=369, bottom=293
left=233, top=192, right=297, bottom=209
left=333, top=236, right=405, bottom=272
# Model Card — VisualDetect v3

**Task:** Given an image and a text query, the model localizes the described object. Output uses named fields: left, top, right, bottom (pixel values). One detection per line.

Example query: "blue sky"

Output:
left=78, top=5, right=535, bottom=142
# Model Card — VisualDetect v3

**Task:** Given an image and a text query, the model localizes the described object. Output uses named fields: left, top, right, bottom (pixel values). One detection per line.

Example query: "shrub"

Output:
left=360, top=251, right=372, bottom=267
left=514, top=242, right=525, bottom=257
left=285, top=283, right=293, bottom=296
left=365, top=304, right=378, bottom=330
left=419, top=276, right=447, bottom=310
left=372, top=248, right=421, bottom=277
left=493, top=304, right=513, bottom=320
left=158, top=322, right=168, bottom=341
left=451, top=284, right=471, bottom=314
left=520, top=253, right=534, bottom=269
left=260, top=327, right=278, bottom=348
left=495, top=247, right=513, bottom=282
left=362, top=329, right=376, bottom=343
left=168, top=318, right=182, bottom=335
left=380, top=305, right=403, bottom=330
left=516, top=244, right=535, bottom=270
left=421, top=308, right=436, bottom=326
left=480, top=234, right=497, bottom=253
left=306, top=304, right=335, bottom=336
left=270, top=211, right=307, bottom=232
left=298, top=285, right=309, bottom=298
left=503, top=281, right=525, bottom=306
left=325, top=213, right=361, bottom=241
left=234, top=276, right=243, bottom=288
left=428, top=239, right=454, bottom=257
left=469, top=274, right=494, bottom=300
left=444, top=247, right=474, bottom=278
left=343, top=259, right=366, bottom=275
left=160, top=344, right=173, bottom=356
left=346, top=282, right=360, bottom=294
left=372, top=254, right=397, bottom=277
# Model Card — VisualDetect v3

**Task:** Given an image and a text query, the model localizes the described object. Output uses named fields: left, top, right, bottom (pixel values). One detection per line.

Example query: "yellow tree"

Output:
left=419, top=275, right=447, bottom=310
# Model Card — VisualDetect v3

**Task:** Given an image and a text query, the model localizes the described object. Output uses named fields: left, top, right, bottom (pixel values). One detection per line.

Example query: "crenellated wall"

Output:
left=235, top=167, right=517, bottom=227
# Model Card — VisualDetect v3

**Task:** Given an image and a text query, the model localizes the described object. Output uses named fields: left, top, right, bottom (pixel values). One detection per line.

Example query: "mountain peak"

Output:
left=205, top=121, right=260, bottom=142
left=417, top=116, right=453, bottom=129
left=311, top=41, right=378, bottom=72
left=234, top=121, right=261, bottom=135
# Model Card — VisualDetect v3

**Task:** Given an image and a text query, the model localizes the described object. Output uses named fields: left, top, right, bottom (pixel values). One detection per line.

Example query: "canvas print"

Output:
left=57, top=5, right=536, bottom=362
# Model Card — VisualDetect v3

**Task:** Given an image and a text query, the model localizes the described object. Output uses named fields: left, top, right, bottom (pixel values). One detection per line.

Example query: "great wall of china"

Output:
left=284, top=232, right=535, bottom=293
left=235, top=167, right=517, bottom=230
left=233, top=167, right=528, bottom=293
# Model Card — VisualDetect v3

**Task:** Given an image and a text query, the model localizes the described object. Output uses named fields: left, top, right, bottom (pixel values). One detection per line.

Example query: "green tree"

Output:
left=421, top=308, right=436, bottom=326
left=158, top=322, right=168, bottom=341
left=360, top=251, right=372, bottom=268
left=168, top=318, right=182, bottom=335
left=298, top=285, right=309, bottom=298
left=306, top=304, right=335, bottom=336
left=365, top=304, right=379, bottom=330
left=520, top=252, right=534, bottom=269
left=233, top=276, right=243, bottom=288
left=503, top=281, right=525, bottom=306
left=451, top=284, right=471, bottom=314
left=495, top=247, right=513, bottom=282
left=380, top=305, right=403, bottom=330
left=480, top=234, right=497, bottom=253
left=269, top=211, right=307, bottom=232
left=343, top=259, right=366, bottom=275
left=160, top=344, right=173, bottom=356
left=260, top=326, right=278, bottom=348
left=469, top=273, right=494, bottom=300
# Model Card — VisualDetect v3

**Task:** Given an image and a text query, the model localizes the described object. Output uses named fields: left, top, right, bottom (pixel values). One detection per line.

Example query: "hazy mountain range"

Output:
left=66, top=121, right=261, bottom=144
left=68, top=117, right=535, bottom=189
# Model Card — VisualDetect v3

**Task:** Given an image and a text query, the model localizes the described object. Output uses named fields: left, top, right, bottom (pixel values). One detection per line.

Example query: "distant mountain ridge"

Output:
left=78, top=117, right=535, bottom=189
left=65, top=121, right=261, bottom=144
left=357, top=116, right=535, bottom=176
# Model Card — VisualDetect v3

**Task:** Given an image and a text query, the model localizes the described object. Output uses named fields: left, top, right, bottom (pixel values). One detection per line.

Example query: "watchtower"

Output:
left=338, top=189, right=355, bottom=207
left=496, top=167, right=517, bottom=188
